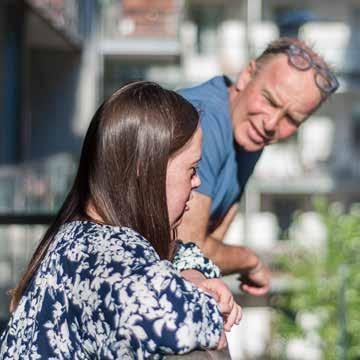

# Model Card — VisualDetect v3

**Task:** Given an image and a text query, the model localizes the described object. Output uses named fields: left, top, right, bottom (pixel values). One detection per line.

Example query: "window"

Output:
left=103, top=58, right=181, bottom=99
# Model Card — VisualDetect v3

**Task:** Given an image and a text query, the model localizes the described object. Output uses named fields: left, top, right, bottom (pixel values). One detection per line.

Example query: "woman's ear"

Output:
left=235, top=60, right=257, bottom=91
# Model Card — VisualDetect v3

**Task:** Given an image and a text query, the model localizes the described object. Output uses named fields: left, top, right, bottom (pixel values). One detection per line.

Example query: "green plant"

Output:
left=271, top=198, right=360, bottom=359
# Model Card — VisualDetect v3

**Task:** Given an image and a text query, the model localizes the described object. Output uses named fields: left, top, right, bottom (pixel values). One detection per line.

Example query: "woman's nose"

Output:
left=192, top=174, right=201, bottom=188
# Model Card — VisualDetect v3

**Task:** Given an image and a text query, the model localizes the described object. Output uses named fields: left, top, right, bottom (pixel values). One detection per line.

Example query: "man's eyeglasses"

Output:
left=264, top=44, right=339, bottom=95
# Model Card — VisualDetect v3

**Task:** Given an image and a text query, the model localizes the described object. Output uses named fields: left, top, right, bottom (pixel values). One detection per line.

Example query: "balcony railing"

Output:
left=299, top=21, right=360, bottom=76
left=0, top=154, right=76, bottom=215
left=0, top=154, right=76, bottom=323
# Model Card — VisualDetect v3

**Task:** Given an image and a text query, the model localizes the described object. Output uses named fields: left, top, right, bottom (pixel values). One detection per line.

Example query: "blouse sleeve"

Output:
left=100, top=260, right=223, bottom=358
left=172, top=241, right=221, bottom=279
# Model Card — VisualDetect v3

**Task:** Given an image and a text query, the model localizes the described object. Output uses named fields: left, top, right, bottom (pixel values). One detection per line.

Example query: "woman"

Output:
left=0, top=82, right=241, bottom=359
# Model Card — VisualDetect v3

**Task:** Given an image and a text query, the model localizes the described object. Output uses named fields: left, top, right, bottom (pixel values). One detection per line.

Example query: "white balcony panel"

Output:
left=247, top=212, right=279, bottom=251
left=254, top=144, right=303, bottom=179
left=180, top=22, right=197, bottom=55
left=183, top=55, right=220, bottom=83
left=227, top=307, right=272, bottom=360
left=224, top=212, right=279, bottom=251
left=218, top=21, right=248, bottom=73
left=299, top=116, right=334, bottom=170
left=224, top=213, right=245, bottom=246
left=289, top=212, right=327, bottom=253
left=286, top=337, right=322, bottom=360
left=249, top=22, right=279, bottom=57
left=299, top=22, right=350, bottom=72
left=253, top=174, right=336, bottom=194
left=99, top=39, right=180, bottom=57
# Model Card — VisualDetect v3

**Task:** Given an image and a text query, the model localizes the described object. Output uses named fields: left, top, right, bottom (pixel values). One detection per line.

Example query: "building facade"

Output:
left=0, top=0, right=99, bottom=330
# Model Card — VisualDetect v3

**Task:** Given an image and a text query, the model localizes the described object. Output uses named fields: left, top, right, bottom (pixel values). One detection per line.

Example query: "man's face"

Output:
left=232, top=55, right=323, bottom=151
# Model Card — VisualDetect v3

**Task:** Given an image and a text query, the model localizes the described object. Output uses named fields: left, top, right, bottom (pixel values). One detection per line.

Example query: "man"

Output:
left=177, top=37, right=339, bottom=295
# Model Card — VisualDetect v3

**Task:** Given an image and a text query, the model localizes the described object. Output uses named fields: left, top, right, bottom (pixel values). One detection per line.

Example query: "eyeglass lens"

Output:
left=290, top=54, right=312, bottom=70
left=288, top=48, right=337, bottom=93
left=315, top=72, right=335, bottom=92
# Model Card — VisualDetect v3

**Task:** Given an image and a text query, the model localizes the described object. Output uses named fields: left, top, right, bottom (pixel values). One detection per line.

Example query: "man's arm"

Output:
left=177, top=191, right=270, bottom=295
left=178, top=192, right=257, bottom=274
left=210, top=203, right=239, bottom=242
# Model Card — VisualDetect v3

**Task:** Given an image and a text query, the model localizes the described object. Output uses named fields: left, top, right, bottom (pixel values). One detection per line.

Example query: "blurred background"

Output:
left=0, top=0, right=360, bottom=359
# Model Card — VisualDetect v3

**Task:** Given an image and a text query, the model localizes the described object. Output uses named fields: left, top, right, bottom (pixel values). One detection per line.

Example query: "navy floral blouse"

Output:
left=0, top=221, right=223, bottom=359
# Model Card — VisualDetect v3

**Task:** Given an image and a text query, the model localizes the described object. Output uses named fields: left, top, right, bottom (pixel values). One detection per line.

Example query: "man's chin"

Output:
left=235, top=131, right=266, bottom=152
left=238, top=139, right=266, bottom=152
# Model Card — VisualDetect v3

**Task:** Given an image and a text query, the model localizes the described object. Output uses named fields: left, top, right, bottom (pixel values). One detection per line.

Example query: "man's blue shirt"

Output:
left=178, top=76, right=262, bottom=224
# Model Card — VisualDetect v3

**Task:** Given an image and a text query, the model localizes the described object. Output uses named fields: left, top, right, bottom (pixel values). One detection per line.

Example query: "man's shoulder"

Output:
left=179, top=76, right=232, bottom=139
left=178, top=76, right=228, bottom=110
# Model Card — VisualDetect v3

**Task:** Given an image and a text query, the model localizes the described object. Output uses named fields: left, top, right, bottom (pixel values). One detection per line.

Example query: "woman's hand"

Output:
left=198, top=278, right=242, bottom=332
left=216, top=332, right=228, bottom=350
left=181, top=270, right=242, bottom=332
left=181, top=270, right=242, bottom=349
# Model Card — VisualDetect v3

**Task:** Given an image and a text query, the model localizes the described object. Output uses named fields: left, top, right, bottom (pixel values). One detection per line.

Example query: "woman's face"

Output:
left=166, top=126, right=202, bottom=229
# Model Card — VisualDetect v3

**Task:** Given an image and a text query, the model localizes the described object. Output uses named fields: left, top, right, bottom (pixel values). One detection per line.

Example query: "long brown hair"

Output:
left=10, top=81, right=199, bottom=312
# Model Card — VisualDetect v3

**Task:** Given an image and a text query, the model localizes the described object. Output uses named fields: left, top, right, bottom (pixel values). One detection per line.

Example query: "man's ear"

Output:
left=235, top=60, right=257, bottom=91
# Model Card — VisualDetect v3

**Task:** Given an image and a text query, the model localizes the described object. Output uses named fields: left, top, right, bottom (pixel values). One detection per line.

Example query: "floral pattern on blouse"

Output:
left=0, top=221, right=223, bottom=359
left=173, top=242, right=221, bottom=279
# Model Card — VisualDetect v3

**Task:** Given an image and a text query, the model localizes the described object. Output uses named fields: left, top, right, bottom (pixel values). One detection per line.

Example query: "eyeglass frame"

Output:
left=262, top=44, right=339, bottom=95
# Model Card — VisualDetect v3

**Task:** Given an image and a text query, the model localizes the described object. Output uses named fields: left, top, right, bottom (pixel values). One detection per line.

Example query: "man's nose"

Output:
left=264, top=111, right=282, bottom=137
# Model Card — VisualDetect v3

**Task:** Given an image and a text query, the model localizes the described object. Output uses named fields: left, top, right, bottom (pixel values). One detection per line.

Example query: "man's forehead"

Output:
left=261, top=55, right=299, bottom=77
left=264, top=56, right=319, bottom=91
left=259, top=56, right=322, bottom=113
